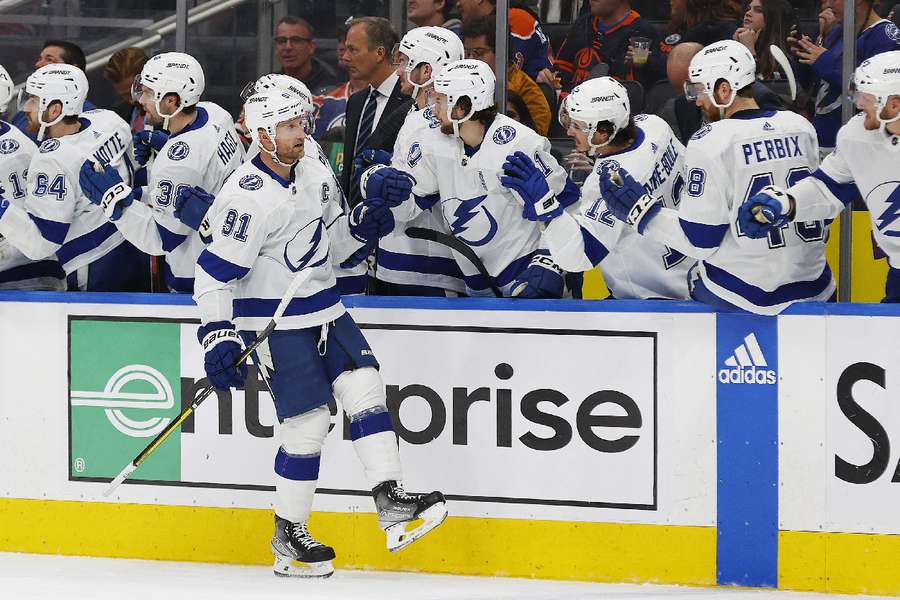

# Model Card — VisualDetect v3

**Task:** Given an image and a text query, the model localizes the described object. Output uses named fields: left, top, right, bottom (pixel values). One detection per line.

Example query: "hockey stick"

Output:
left=102, top=267, right=315, bottom=496
left=769, top=45, right=797, bottom=101
left=405, top=227, right=502, bottom=298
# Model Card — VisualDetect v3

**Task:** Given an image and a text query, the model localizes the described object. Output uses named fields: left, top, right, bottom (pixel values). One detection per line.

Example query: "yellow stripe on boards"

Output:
left=0, top=498, right=714, bottom=586
left=780, top=530, right=900, bottom=596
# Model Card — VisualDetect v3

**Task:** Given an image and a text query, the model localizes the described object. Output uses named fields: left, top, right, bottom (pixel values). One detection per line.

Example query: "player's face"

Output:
left=434, top=93, right=456, bottom=135
left=273, top=116, right=306, bottom=161
left=34, top=45, right=65, bottom=70
left=855, top=92, right=900, bottom=131
left=18, top=93, right=40, bottom=135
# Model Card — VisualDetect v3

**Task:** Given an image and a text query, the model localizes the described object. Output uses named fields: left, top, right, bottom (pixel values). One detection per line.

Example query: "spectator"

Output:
left=340, top=17, right=409, bottom=204
left=662, top=0, right=743, bottom=50
left=506, top=90, right=537, bottom=131
left=408, top=0, right=462, bottom=35
left=102, top=47, right=149, bottom=133
left=12, top=40, right=96, bottom=138
left=734, top=0, right=797, bottom=80
left=462, top=16, right=552, bottom=135
left=314, top=27, right=368, bottom=140
left=656, top=41, right=704, bottom=144
left=274, top=16, right=339, bottom=95
left=554, top=0, right=663, bottom=93
left=790, top=0, right=900, bottom=152
left=456, top=0, right=553, bottom=80
left=891, top=2, right=900, bottom=27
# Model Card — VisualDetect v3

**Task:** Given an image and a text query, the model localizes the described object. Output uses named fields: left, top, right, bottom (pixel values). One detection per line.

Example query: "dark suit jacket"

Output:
left=340, top=78, right=411, bottom=201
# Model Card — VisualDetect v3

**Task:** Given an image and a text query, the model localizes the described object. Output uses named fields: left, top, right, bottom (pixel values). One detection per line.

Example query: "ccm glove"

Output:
left=359, top=164, right=413, bottom=207
left=133, top=129, right=170, bottom=166
left=349, top=197, right=396, bottom=243
left=511, top=253, right=565, bottom=299
left=174, top=185, right=215, bottom=231
left=501, top=150, right=561, bottom=221
left=198, top=321, right=248, bottom=390
left=79, top=160, right=134, bottom=221
left=737, top=185, right=795, bottom=239
left=598, top=165, right=661, bottom=234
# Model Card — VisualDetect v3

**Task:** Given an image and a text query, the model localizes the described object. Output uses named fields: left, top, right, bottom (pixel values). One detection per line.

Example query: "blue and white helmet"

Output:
left=17, top=63, right=88, bottom=140
left=684, top=40, right=756, bottom=109
left=133, top=52, right=205, bottom=129
left=560, top=77, right=630, bottom=155
left=433, top=59, right=495, bottom=136
left=395, top=26, right=465, bottom=98
left=244, top=90, right=308, bottom=166
left=0, top=64, right=13, bottom=113
left=240, top=73, right=316, bottom=133
left=853, top=51, right=900, bottom=138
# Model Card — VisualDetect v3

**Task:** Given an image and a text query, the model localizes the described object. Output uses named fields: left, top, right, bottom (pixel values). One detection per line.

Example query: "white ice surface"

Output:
left=0, top=553, right=890, bottom=600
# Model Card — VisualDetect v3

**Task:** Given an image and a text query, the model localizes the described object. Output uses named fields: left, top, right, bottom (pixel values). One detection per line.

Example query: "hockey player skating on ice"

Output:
left=193, top=90, right=446, bottom=578
left=0, top=64, right=64, bottom=290
left=738, top=51, right=900, bottom=303
left=531, top=76, right=693, bottom=299
left=599, top=40, right=833, bottom=315
left=363, top=59, right=580, bottom=297
left=78, top=52, right=245, bottom=293
left=0, top=64, right=150, bottom=292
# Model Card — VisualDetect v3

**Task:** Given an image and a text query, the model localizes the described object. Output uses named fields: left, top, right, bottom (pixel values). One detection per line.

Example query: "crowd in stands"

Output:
left=3, top=0, right=900, bottom=302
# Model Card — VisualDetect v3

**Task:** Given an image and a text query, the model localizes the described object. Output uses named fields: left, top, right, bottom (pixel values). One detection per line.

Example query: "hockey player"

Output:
left=367, top=26, right=467, bottom=296
left=598, top=40, right=833, bottom=315
left=78, top=52, right=244, bottom=293
left=194, top=90, right=446, bottom=577
left=0, top=64, right=64, bottom=290
left=738, top=51, right=900, bottom=302
left=363, top=59, right=579, bottom=297
left=0, top=64, right=149, bottom=292
left=529, top=77, right=693, bottom=299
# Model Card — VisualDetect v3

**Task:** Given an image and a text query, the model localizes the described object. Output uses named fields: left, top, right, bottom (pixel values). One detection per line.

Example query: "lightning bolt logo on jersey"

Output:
left=872, top=182, right=900, bottom=238
left=446, top=196, right=498, bottom=247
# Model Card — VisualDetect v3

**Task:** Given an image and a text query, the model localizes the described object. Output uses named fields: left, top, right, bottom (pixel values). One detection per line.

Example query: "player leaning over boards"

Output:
left=0, top=64, right=149, bottom=292
left=193, top=90, right=446, bottom=578
left=0, top=64, right=64, bottom=290
left=738, top=51, right=900, bottom=303
left=79, top=52, right=245, bottom=293
left=600, top=40, right=834, bottom=315
left=530, top=76, right=694, bottom=300
left=363, top=59, right=580, bottom=297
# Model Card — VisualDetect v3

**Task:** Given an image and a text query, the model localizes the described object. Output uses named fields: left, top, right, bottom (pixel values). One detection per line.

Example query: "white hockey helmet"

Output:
left=684, top=40, right=756, bottom=109
left=17, top=63, right=88, bottom=140
left=240, top=73, right=316, bottom=133
left=433, top=59, right=495, bottom=136
left=244, top=90, right=308, bottom=167
left=394, top=26, right=465, bottom=98
left=133, top=52, right=205, bottom=129
left=852, top=51, right=900, bottom=137
left=560, top=77, right=631, bottom=156
left=0, top=64, right=13, bottom=113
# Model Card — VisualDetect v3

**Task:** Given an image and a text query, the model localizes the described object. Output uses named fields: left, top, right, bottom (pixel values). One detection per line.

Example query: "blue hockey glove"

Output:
left=133, top=129, right=170, bottom=166
left=79, top=160, right=134, bottom=221
left=351, top=148, right=392, bottom=192
left=349, top=197, right=396, bottom=243
left=511, top=253, right=565, bottom=299
left=598, top=165, right=661, bottom=234
left=359, top=164, right=413, bottom=207
left=340, top=239, right=375, bottom=269
left=197, top=321, right=247, bottom=390
left=174, top=185, right=215, bottom=231
left=737, top=185, right=795, bottom=239
left=500, top=151, right=561, bottom=221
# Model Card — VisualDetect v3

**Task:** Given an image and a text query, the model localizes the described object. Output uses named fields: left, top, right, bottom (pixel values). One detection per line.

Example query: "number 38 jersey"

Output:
left=543, top=114, right=694, bottom=299
left=641, top=109, right=834, bottom=314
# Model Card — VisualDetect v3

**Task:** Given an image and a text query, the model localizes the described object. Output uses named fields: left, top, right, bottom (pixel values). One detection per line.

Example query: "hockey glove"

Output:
left=349, top=197, right=396, bottom=243
left=174, top=185, right=215, bottom=231
left=501, top=151, right=561, bottom=222
left=598, top=165, right=660, bottom=234
left=133, top=129, right=170, bottom=166
left=511, top=253, right=565, bottom=299
left=198, top=321, right=248, bottom=390
left=79, top=160, right=134, bottom=221
left=340, top=239, right=375, bottom=269
left=359, top=164, right=414, bottom=207
left=738, top=185, right=795, bottom=239
left=351, top=148, right=392, bottom=194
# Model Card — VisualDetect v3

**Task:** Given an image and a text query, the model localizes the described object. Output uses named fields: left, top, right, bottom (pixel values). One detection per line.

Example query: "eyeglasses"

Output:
left=274, top=36, right=313, bottom=46
left=465, top=47, right=492, bottom=59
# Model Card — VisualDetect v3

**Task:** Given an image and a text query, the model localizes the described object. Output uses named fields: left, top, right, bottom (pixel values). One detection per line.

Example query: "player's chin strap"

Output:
left=260, top=137, right=299, bottom=168
left=586, top=122, right=620, bottom=157
left=449, top=103, right=476, bottom=139
left=36, top=108, right=66, bottom=142
left=156, top=98, right=187, bottom=131
left=408, top=63, right=435, bottom=105
left=877, top=102, right=900, bottom=149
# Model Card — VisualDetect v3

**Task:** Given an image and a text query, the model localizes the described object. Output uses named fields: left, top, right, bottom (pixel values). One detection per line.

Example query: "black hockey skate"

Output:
left=372, top=480, right=448, bottom=552
left=271, top=515, right=336, bottom=578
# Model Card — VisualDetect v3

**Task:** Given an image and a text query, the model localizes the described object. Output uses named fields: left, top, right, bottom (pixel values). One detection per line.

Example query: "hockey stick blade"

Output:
left=102, top=267, right=315, bottom=497
left=405, top=227, right=502, bottom=298
left=769, top=45, right=797, bottom=101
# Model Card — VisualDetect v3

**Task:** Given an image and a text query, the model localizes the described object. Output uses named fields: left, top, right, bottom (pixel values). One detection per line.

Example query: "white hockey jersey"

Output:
left=114, top=102, right=244, bottom=291
left=0, top=109, right=132, bottom=275
left=543, top=114, right=693, bottom=299
left=401, top=114, right=573, bottom=296
left=0, top=121, right=64, bottom=290
left=641, top=109, right=834, bottom=315
left=789, top=113, right=900, bottom=269
left=377, top=105, right=464, bottom=292
left=194, top=154, right=366, bottom=332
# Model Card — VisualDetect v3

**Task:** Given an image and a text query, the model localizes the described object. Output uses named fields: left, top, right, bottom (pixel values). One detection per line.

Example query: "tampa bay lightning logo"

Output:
left=0, top=138, right=19, bottom=154
left=284, top=219, right=324, bottom=272
left=870, top=181, right=900, bottom=237
left=40, top=139, right=60, bottom=153
left=492, top=125, right=516, bottom=145
left=423, top=106, right=441, bottom=128
left=445, top=195, right=498, bottom=247
left=597, top=158, right=621, bottom=175
left=886, top=23, right=900, bottom=43
left=691, top=124, right=712, bottom=141
left=407, top=142, right=422, bottom=167
left=239, top=174, right=263, bottom=191
left=634, top=114, right=648, bottom=122
left=167, top=141, right=190, bottom=161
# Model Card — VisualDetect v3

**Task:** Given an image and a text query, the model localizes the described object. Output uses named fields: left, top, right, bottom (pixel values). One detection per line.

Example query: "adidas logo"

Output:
left=718, top=333, right=776, bottom=385
left=763, top=122, right=774, bottom=131
left=651, top=142, right=659, bottom=153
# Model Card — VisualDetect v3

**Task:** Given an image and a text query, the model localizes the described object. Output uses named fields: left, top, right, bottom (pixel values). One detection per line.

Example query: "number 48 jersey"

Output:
left=642, top=109, right=834, bottom=314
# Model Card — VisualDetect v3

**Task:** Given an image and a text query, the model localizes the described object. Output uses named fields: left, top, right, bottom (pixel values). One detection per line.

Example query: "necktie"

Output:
left=355, top=87, right=379, bottom=153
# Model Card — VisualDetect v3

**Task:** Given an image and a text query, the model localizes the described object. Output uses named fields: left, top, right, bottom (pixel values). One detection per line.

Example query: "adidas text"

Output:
left=718, top=366, right=776, bottom=385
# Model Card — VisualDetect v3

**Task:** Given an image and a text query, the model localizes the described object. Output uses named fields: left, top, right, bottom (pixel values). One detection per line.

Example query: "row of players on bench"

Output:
left=1, top=30, right=899, bottom=315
